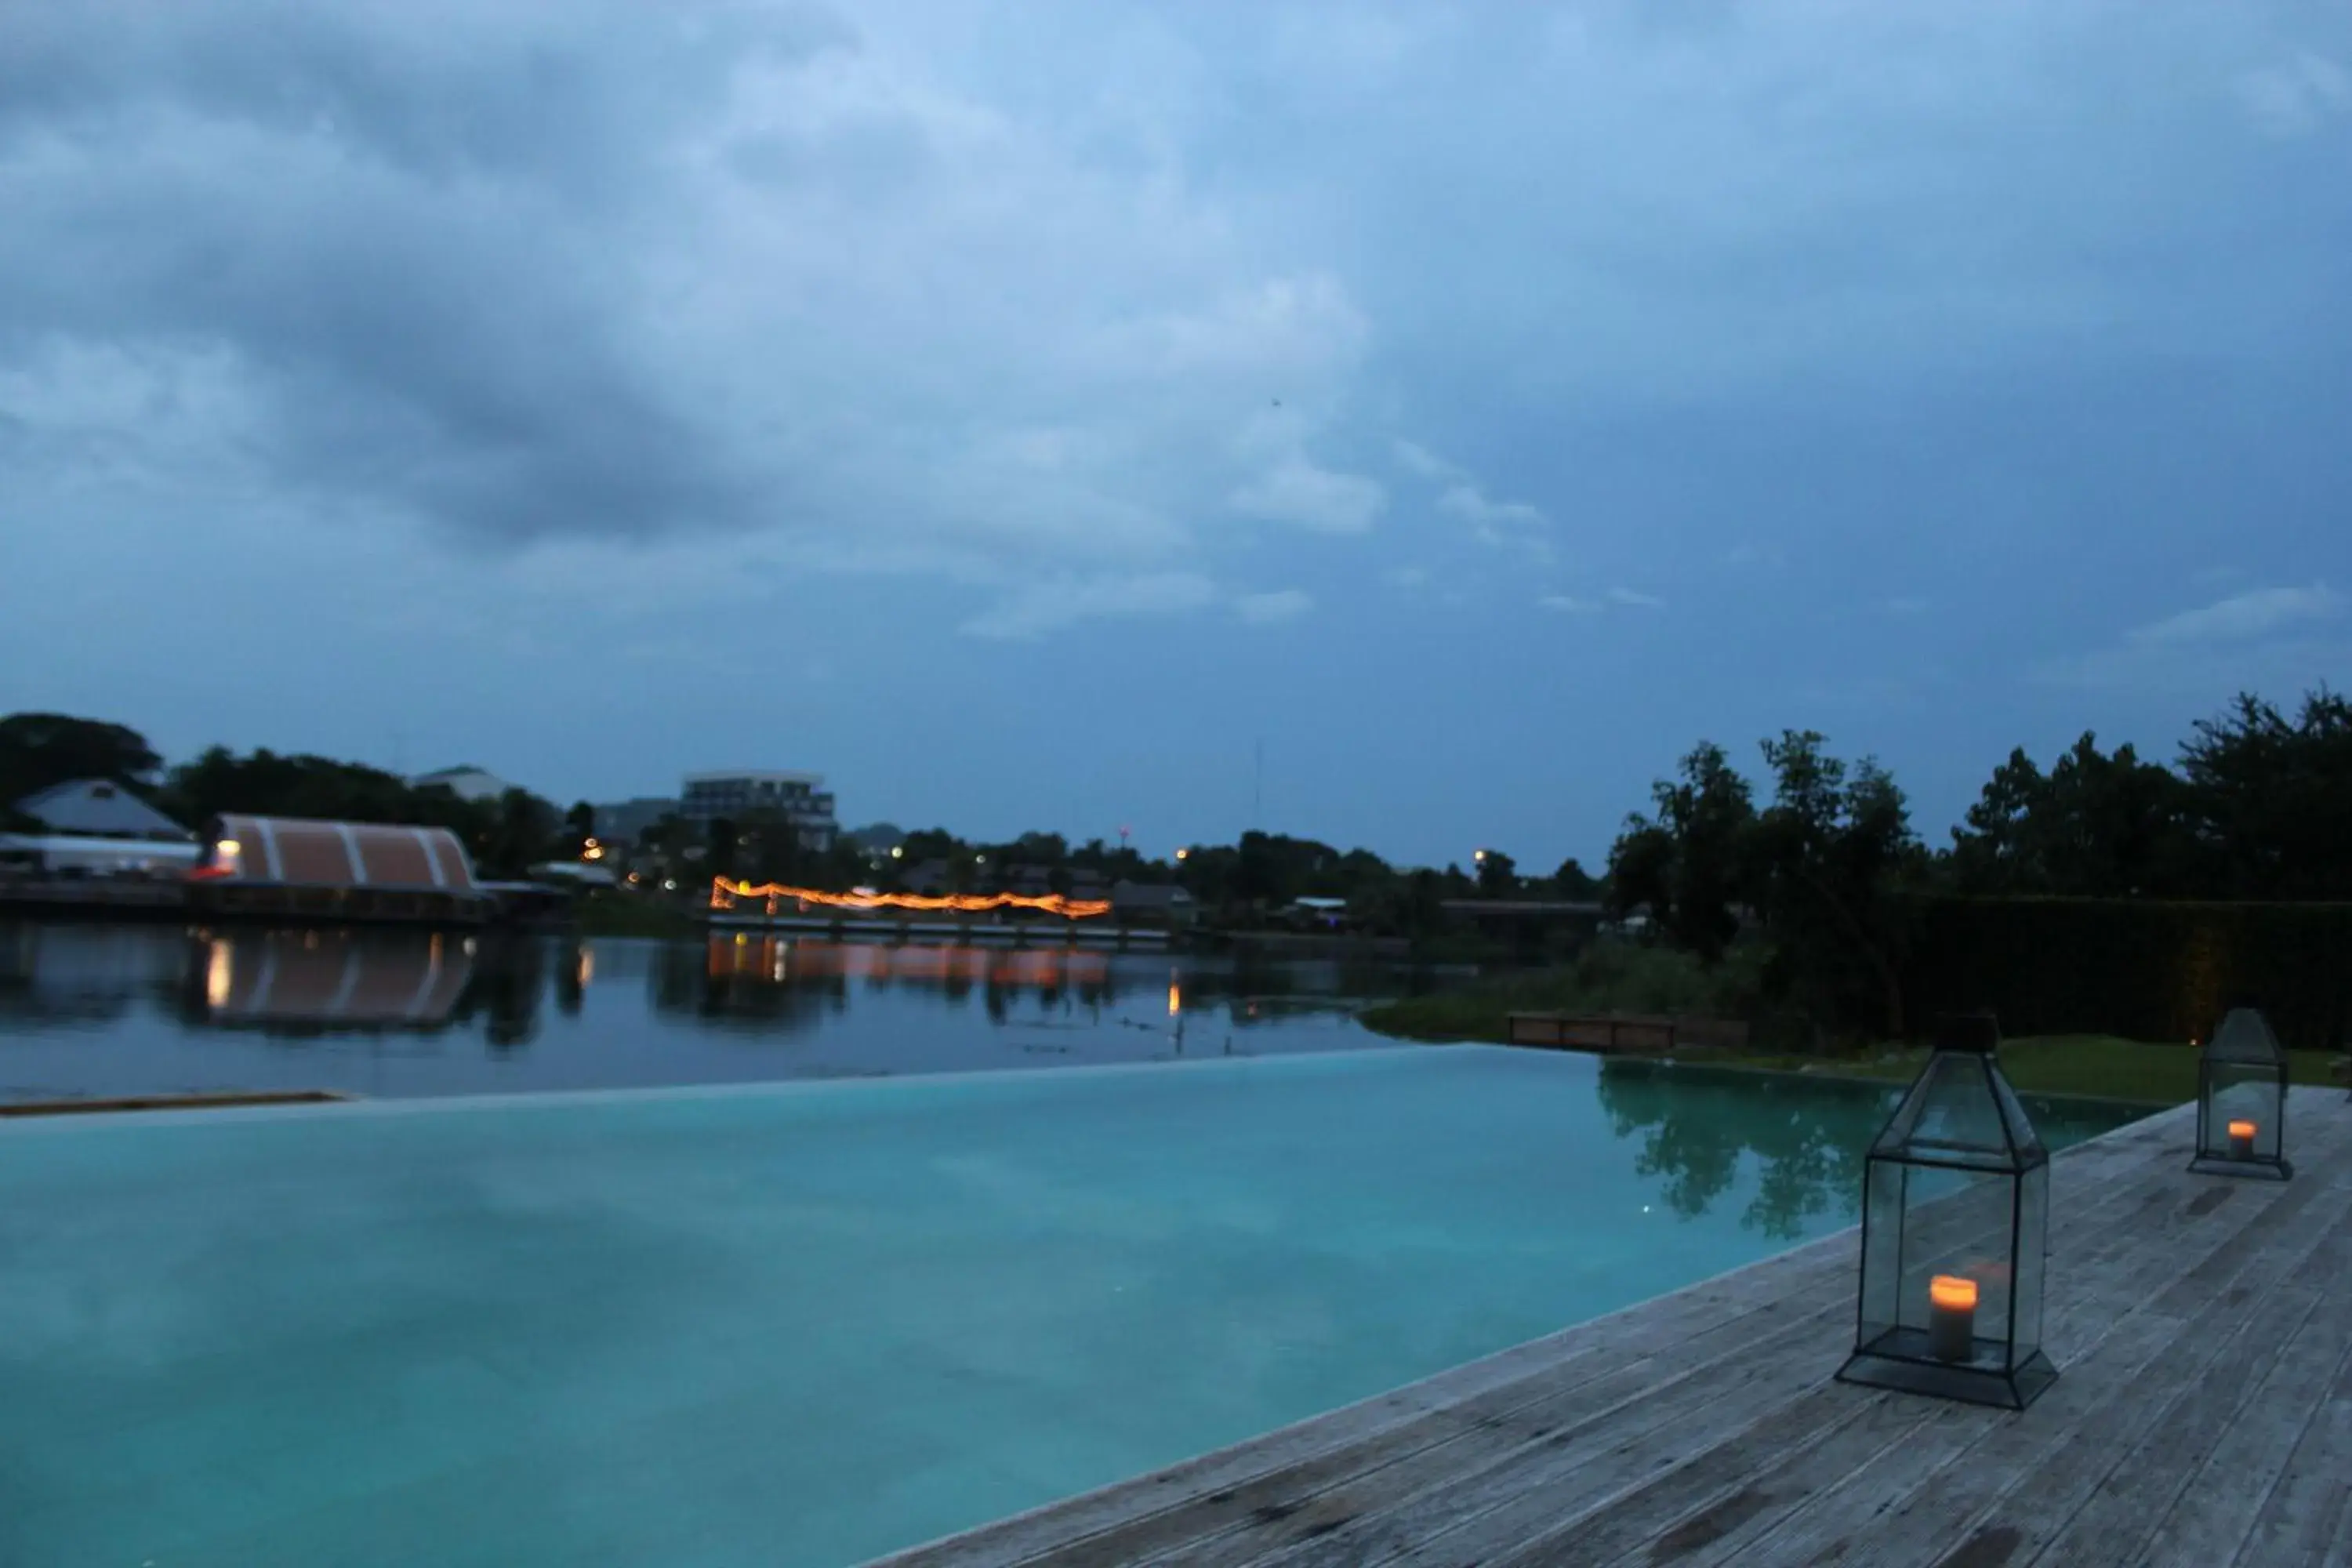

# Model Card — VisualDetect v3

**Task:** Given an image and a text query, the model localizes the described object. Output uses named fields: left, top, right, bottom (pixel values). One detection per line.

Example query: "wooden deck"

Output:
left=872, top=1088, right=2352, bottom=1568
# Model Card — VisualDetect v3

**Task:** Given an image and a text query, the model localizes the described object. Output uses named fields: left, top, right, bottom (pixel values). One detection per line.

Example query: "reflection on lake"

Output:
left=1594, top=1058, right=2145, bottom=1240
left=0, top=921, right=1421, bottom=1104
left=0, top=920, right=2151, bottom=1232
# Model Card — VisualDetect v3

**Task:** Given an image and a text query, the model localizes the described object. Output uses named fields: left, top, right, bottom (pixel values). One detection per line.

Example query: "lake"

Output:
left=0, top=918, right=1434, bottom=1105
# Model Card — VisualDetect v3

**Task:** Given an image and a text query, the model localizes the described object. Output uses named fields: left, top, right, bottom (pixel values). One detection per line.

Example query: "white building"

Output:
left=408, top=765, right=513, bottom=804
left=678, top=771, right=838, bottom=851
left=13, top=779, right=193, bottom=841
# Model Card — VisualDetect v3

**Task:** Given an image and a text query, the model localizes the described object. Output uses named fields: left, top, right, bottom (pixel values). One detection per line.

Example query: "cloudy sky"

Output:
left=4, top=1, right=2348, bottom=867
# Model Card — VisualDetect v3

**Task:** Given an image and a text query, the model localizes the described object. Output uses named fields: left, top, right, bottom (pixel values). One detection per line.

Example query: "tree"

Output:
left=1475, top=850, right=1519, bottom=897
left=561, top=800, right=597, bottom=858
left=2177, top=688, right=2352, bottom=899
left=1947, top=735, right=2193, bottom=897
left=1551, top=857, right=1601, bottom=901
left=1606, top=741, right=1756, bottom=962
left=1747, top=731, right=1920, bottom=1040
left=0, top=713, right=163, bottom=810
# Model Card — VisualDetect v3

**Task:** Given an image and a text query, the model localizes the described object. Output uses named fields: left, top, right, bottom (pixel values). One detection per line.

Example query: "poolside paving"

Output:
left=869, top=1088, right=2352, bottom=1568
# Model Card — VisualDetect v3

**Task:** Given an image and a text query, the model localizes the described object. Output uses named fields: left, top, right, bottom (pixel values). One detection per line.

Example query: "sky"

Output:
left=3, top=0, right=2349, bottom=870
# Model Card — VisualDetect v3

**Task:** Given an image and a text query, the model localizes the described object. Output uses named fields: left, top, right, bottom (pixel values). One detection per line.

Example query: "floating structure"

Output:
left=187, top=815, right=492, bottom=926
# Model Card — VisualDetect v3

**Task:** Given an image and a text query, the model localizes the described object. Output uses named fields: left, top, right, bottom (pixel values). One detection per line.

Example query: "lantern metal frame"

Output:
left=1835, top=1012, right=2056, bottom=1411
left=2189, top=1004, right=2292, bottom=1182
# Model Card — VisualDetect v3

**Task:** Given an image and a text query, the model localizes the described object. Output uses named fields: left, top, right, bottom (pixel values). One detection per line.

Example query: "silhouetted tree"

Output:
left=1606, top=741, right=1755, bottom=962
left=0, top=713, right=162, bottom=812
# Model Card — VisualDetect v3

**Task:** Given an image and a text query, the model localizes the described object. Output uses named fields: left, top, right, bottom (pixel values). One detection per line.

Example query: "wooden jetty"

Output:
left=1506, top=1011, right=1751, bottom=1054
left=871, top=1089, right=2352, bottom=1567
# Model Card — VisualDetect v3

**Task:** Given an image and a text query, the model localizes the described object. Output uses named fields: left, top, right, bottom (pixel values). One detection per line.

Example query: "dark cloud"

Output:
left=0, top=0, right=851, bottom=545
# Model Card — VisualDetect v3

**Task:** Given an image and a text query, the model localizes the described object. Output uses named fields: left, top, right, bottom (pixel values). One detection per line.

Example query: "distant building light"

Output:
left=891, top=845, right=904, bottom=858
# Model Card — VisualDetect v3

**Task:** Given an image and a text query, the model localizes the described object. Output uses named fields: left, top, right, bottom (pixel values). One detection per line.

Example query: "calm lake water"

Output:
left=0, top=919, right=1435, bottom=1104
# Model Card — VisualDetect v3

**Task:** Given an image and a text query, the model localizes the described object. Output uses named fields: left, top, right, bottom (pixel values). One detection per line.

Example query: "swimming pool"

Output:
left=0, top=1047, right=2145, bottom=1567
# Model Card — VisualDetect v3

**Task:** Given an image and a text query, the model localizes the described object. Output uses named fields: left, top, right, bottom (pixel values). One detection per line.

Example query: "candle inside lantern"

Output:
left=1927, top=1274, right=1978, bottom=1363
left=2227, top=1119, right=2256, bottom=1160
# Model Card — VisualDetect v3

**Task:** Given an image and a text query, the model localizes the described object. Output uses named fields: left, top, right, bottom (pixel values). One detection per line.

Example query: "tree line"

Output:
left=1604, top=687, right=2352, bottom=1040
left=0, top=714, right=593, bottom=881
left=1, top=711, right=1602, bottom=927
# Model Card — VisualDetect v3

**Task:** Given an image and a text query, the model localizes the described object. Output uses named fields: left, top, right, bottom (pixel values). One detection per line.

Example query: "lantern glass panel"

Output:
left=2009, top=1160, right=2047, bottom=1371
left=1839, top=1017, right=2054, bottom=1410
left=2192, top=1007, right=2290, bottom=1178
left=1869, top=1051, right=2045, bottom=1173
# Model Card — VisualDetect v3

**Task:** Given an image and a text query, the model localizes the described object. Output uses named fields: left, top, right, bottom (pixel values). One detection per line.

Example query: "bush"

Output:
left=1358, top=939, right=1768, bottom=1042
left=1899, top=897, right=2352, bottom=1051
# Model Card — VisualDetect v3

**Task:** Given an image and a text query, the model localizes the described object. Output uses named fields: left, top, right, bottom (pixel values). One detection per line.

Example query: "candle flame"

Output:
left=2228, top=1119, right=2256, bottom=1139
left=1929, top=1274, right=1978, bottom=1311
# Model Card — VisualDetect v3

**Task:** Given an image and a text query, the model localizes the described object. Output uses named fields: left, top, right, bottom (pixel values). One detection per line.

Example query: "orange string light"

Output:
left=710, top=878, right=1112, bottom=920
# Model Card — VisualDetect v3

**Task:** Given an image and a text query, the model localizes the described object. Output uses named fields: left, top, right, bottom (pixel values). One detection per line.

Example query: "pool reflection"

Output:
left=1595, top=1059, right=2147, bottom=1239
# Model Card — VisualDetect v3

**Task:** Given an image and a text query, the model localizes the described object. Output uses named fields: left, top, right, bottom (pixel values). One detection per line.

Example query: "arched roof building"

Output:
left=191, top=815, right=489, bottom=924
left=200, top=815, right=477, bottom=891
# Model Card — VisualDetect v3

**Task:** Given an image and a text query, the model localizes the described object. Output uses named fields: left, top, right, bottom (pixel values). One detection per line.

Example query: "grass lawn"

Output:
left=1357, top=959, right=2347, bottom=1105
left=1733, top=1034, right=2345, bottom=1107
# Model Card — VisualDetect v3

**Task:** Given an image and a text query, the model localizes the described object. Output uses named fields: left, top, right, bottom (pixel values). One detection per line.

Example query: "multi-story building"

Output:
left=677, top=771, right=838, bottom=851
left=408, top=765, right=514, bottom=804
left=592, top=797, right=679, bottom=848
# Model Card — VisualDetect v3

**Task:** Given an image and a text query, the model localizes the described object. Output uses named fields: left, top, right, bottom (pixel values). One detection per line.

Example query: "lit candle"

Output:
left=2228, top=1119, right=2256, bottom=1160
left=1928, top=1274, right=1978, bottom=1363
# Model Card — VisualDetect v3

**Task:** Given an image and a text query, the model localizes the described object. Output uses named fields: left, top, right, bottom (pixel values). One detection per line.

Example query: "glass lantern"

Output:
left=2190, top=1003, right=2292, bottom=1181
left=1836, top=1011, right=2056, bottom=1410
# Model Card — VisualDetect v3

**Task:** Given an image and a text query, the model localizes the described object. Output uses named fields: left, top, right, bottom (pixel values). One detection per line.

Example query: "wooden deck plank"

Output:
left=1730, top=1171, right=2352, bottom=1568
left=2147, top=1286, right=2352, bottom=1567
left=1575, top=1253, right=2227, bottom=1568
left=2229, top=1324, right=2352, bottom=1567
left=1283, top=1319, right=1859, bottom=1568
left=867, top=1093, right=2352, bottom=1568
left=982, top=1139, right=2190, bottom=1568
left=1992, top=1197, right=2352, bottom=1568
left=1195, top=1298, right=1857, bottom=1568
left=1482, top=1384, right=1933, bottom=1566
left=1222, top=1142, right=2196, bottom=1568
left=880, top=1234, right=1861, bottom=1568
left=1466, top=1144, right=2251, bottom=1567
left=1033, top=1274, right=1857, bottom=1568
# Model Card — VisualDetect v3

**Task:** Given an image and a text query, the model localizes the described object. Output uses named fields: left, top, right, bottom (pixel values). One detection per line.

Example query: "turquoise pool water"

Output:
left=0, top=1047, right=2145, bottom=1567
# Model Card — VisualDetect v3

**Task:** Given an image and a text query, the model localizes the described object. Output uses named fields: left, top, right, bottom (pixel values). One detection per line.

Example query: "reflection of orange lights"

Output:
left=702, top=937, right=1110, bottom=989
left=710, top=878, right=1112, bottom=919
left=1168, top=981, right=1181, bottom=1017
left=206, top=940, right=234, bottom=1009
